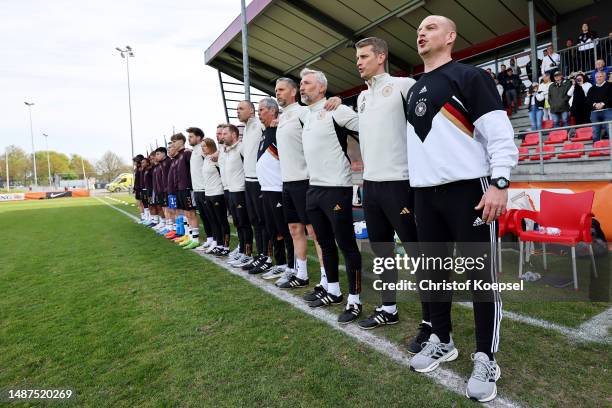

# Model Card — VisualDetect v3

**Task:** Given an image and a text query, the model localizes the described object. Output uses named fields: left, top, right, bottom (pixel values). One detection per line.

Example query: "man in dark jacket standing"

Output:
left=548, top=71, right=572, bottom=127
left=587, top=71, right=612, bottom=141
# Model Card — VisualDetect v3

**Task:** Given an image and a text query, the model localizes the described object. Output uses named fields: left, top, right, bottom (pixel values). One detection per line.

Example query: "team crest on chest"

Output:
left=382, top=84, right=393, bottom=97
left=415, top=98, right=427, bottom=117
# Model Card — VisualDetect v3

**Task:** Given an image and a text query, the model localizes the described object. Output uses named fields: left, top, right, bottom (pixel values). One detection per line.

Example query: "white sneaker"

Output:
left=233, top=255, right=253, bottom=268
left=275, top=268, right=296, bottom=286
left=262, top=265, right=286, bottom=280
left=204, top=245, right=218, bottom=254
left=226, top=251, right=243, bottom=265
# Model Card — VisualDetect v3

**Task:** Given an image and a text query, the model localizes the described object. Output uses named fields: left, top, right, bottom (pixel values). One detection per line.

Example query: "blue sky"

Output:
left=0, top=0, right=255, bottom=163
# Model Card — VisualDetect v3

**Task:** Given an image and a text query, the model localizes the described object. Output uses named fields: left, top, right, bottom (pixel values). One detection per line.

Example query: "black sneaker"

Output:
left=338, top=303, right=362, bottom=324
left=248, top=257, right=273, bottom=275
left=406, top=322, right=432, bottom=354
left=303, top=285, right=327, bottom=302
left=358, top=307, right=399, bottom=330
left=309, top=293, right=343, bottom=308
left=241, top=254, right=264, bottom=271
left=278, top=275, right=309, bottom=289
left=214, top=248, right=230, bottom=257
left=209, top=247, right=224, bottom=256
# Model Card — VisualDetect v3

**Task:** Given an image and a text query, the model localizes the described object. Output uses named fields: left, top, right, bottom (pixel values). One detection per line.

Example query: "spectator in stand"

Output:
left=525, top=56, right=542, bottom=81
left=587, top=71, right=612, bottom=141
left=562, top=39, right=578, bottom=76
left=497, top=64, right=507, bottom=107
left=525, top=83, right=545, bottom=130
left=577, top=23, right=597, bottom=72
left=509, top=57, right=521, bottom=76
left=540, top=73, right=553, bottom=120
left=494, top=78, right=504, bottom=100
left=568, top=73, right=592, bottom=125
left=541, top=45, right=560, bottom=79
left=548, top=71, right=572, bottom=127
left=503, top=67, right=520, bottom=114
left=591, top=59, right=610, bottom=85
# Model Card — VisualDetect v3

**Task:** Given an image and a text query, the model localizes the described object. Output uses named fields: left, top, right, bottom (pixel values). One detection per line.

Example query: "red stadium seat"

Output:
left=521, top=133, right=540, bottom=146
left=588, top=140, right=611, bottom=157
left=544, top=130, right=568, bottom=144
left=557, top=142, right=585, bottom=159
left=518, top=147, right=530, bottom=161
left=571, top=127, right=593, bottom=142
left=529, top=145, right=555, bottom=160
left=514, top=190, right=596, bottom=289
left=542, top=120, right=554, bottom=129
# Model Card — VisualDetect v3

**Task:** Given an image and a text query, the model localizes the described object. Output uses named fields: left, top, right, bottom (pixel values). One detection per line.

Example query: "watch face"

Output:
left=497, top=179, right=508, bottom=188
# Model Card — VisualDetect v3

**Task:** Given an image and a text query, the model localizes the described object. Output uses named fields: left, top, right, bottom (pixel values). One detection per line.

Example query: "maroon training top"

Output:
left=174, top=148, right=192, bottom=191
left=143, top=166, right=154, bottom=190
left=166, top=156, right=178, bottom=195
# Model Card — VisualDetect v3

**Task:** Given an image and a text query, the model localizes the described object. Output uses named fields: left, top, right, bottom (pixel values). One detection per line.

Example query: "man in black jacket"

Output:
left=587, top=71, right=612, bottom=141
left=548, top=71, right=572, bottom=127
left=503, top=68, right=521, bottom=114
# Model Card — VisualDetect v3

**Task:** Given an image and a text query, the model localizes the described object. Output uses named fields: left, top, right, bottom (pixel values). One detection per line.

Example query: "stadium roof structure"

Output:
left=205, top=0, right=596, bottom=100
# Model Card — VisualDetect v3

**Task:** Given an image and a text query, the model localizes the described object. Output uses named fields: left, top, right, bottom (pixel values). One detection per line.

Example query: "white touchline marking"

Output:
left=456, top=302, right=611, bottom=345
left=579, top=306, right=612, bottom=342
left=98, top=197, right=612, bottom=344
left=97, top=197, right=611, bottom=345
left=98, top=196, right=524, bottom=407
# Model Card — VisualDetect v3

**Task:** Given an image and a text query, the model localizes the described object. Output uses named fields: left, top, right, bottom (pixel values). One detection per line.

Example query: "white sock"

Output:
left=327, top=282, right=340, bottom=296
left=347, top=293, right=360, bottom=305
left=191, top=227, right=199, bottom=240
left=382, top=304, right=397, bottom=314
left=319, top=267, right=328, bottom=290
left=206, top=237, right=213, bottom=243
left=296, top=258, right=308, bottom=280
left=209, top=241, right=217, bottom=248
left=144, top=209, right=150, bottom=219
left=140, top=213, right=145, bottom=220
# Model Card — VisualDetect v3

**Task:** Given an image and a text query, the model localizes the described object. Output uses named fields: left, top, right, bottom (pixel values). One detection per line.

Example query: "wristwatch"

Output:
left=491, top=177, right=510, bottom=189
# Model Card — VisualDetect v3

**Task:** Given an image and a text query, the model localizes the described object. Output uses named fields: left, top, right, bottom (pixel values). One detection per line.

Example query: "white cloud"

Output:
left=0, top=0, right=251, bottom=164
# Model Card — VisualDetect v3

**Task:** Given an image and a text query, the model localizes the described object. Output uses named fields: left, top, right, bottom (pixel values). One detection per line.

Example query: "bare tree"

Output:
left=95, top=151, right=129, bottom=182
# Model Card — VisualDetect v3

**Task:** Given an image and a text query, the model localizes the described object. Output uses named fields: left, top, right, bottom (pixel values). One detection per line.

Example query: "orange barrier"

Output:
left=24, top=189, right=91, bottom=200
left=24, top=192, right=46, bottom=200
left=71, top=189, right=90, bottom=197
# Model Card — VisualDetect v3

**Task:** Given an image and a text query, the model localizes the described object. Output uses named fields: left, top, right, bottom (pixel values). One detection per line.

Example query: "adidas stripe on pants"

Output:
left=262, top=190, right=294, bottom=267
left=413, top=177, right=502, bottom=354
left=306, top=186, right=361, bottom=295
left=362, top=179, right=418, bottom=306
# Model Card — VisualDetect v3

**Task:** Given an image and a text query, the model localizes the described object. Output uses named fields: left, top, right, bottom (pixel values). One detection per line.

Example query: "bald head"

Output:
left=417, top=15, right=457, bottom=61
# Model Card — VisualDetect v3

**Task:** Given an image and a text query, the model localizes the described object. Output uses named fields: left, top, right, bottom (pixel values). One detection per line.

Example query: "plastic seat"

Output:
left=518, top=147, right=530, bottom=161
left=571, top=127, right=593, bottom=142
left=529, top=145, right=555, bottom=160
left=544, top=130, right=568, bottom=144
left=521, top=133, right=540, bottom=147
left=588, top=140, right=610, bottom=157
left=514, top=191, right=597, bottom=290
left=557, top=142, right=585, bottom=159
